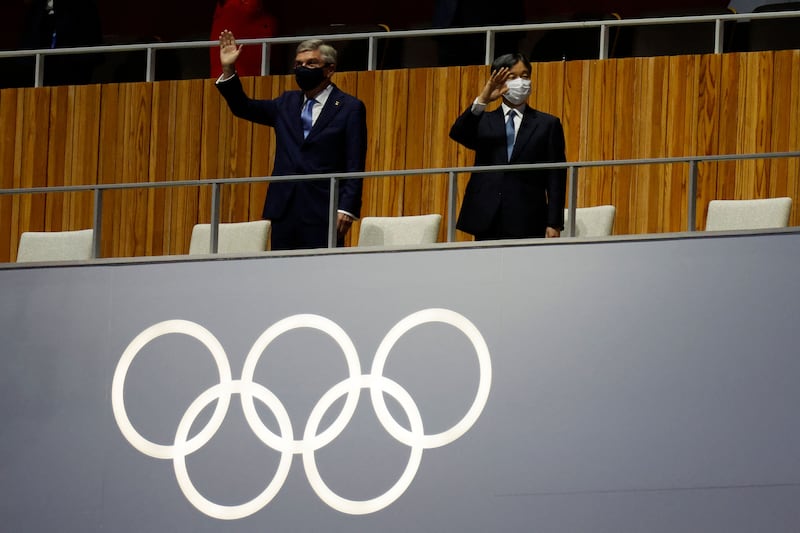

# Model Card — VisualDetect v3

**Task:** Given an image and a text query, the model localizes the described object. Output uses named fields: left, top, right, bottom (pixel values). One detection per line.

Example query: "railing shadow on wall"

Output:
left=0, top=10, right=799, bottom=87
left=1, top=151, right=798, bottom=262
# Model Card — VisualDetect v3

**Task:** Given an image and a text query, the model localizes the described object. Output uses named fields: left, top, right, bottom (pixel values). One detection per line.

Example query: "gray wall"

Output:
left=2, top=233, right=800, bottom=532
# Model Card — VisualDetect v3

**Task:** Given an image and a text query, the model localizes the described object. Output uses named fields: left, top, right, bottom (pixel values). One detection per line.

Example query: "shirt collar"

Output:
left=305, top=84, right=334, bottom=107
left=501, top=102, right=523, bottom=119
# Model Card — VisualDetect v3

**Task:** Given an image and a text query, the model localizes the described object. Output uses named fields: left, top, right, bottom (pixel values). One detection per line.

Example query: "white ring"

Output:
left=239, top=314, right=362, bottom=454
left=370, top=308, right=492, bottom=449
left=173, top=380, right=294, bottom=520
left=302, top=374, right=424, bottom=515
left=111, top=320, right=233, bottom=459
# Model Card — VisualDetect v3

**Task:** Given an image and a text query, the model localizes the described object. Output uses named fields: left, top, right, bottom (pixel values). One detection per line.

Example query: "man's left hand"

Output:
left=545, top=227, right=560, bottom=238
left=337, top=212, right=354, bottom=238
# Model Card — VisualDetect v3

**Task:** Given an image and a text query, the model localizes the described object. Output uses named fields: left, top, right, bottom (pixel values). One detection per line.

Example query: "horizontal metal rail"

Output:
left=2, top=151, right=799, bottom=255
left=0, top=10, right=798, bottom=86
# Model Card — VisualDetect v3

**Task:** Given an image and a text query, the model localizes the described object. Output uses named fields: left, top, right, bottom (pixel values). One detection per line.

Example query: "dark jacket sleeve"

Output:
left=449, top=107, right=483, bottom=151
left=216, top=74, right=278, bottom=127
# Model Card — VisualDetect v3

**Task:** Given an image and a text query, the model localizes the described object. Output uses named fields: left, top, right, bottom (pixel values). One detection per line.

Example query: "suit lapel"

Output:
left=489, top=107, right=511, bottom=162
left=306, top=85, right=343, bottom=141
left=511, top=106, right=540, bottom=160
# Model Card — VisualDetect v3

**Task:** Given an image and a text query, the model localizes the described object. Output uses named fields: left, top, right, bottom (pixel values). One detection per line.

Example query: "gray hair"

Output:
left=296, top=39, right=337, bottom=66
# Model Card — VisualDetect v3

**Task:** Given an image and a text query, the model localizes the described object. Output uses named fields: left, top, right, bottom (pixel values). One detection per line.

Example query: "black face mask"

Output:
left=294, top=66, right=326, bottom=91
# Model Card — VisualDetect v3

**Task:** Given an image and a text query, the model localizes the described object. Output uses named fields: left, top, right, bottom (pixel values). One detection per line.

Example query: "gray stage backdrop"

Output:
left=2, top=232, right=800, bottom=533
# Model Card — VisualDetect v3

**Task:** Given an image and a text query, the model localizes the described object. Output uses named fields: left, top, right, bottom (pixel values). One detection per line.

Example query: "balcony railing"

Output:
left=1, top=151, right=799, bottom=260
left=0, top=10, right=798, bottom=87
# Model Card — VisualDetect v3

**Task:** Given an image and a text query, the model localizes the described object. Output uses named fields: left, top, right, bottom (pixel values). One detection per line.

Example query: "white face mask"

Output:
left=504, top=78, right=531, bottom=106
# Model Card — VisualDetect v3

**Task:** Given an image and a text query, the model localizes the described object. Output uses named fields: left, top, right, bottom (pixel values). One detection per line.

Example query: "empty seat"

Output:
left=704, top=197, right=792, bottom=231
left=563, top=205, right=616, bottom=237
left=16, top=229, right=94, bottom=262
left=188, top=220, right=271, bottom=254
left=357, top=214, right=442, bottom=247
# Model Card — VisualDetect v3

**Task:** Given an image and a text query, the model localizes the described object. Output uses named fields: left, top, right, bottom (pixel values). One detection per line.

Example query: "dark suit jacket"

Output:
left=217, top=75, right=367, bottom=223
left=450, top=104, right=566, bottom=238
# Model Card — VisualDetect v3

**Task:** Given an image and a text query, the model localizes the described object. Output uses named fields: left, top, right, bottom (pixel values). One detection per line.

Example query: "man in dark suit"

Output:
left=450, top=53, right=566, bottom=240
left=216, top=30, right=367, bottom=250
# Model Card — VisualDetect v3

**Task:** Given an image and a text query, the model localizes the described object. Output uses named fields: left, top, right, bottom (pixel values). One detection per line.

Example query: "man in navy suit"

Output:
left=216, top=30, right=367, bottom=250
left=450, top=53, right=566, bottom=240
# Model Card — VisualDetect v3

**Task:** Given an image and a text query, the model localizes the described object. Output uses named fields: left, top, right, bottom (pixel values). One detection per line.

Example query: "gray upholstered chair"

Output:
left=563, top=205, right=616, bottom=237
left=357, top=214, right=441, bottom=247
left=16, top=229, right=94, bottom=262
left=704, top=198, right=792, bottom=231
left=188, top=220, right=271, bottom=254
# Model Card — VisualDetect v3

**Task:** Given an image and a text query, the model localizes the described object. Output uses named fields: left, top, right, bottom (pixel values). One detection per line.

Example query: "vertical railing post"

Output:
left=599, top=24, right=610, bottom=60
left=145, top=47, right=155, bottom=82
left=566, top=165, right=579, bottom=237
left=92, top=188, right=103, bottom=259
left=328, top=177, right=339, bottom=248
left=367, top=36, right=377, bottom=71
left=447, top=170, right=458, bottom=243
left=485, top=30, right=494, bottom=65
left=687, top=160, right=698, bottom=232
left=34, top=53, right=44, bottom=88
left=714, top=18, right=725, bottom=53
left=210, top=182, right=221, bottom=253
left=261, top=42, right=270, bottom=76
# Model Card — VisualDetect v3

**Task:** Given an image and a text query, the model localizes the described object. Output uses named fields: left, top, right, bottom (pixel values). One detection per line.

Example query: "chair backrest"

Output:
left=563, top=206, right=616, bottom=237
left=16, top=229, right=94, bottom=262
left=704, top=197, right=792, bottom=231
left=188, top=220, right=271, bottom=254
left=357, top=214, right=442, bottom=247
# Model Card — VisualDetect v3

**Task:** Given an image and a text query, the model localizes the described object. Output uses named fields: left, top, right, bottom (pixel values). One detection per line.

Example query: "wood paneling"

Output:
left=2, top=50, right=799, bottom=262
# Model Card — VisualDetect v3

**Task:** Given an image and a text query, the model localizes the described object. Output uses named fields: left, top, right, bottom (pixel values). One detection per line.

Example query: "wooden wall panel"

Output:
left=610, top=58, right=636, bottom=236
left=663, top=55, right=698, bottom=232
left=0, top=89, right=18, bottom=259
left=14, top=88, right=50, bottom=251
left=715, top=53, right=743, bottom=204
left=577, top=58, right=616, bottom=214
left=630, top=56, right=670, bottom=234
left=694, top=54, right=722, bottom=230
left=67, top=85, right=102, bottom=233
left=149, top=79, right=204, bottom=256
left=1, top=50, right=799, bottom=262
left=354, top=69, right=405, bottom=245
left=147, top=80, right=173, bottom=256
left=737, top=52, right=774, bottom=200
left=418, top=67, right=463, bottom=241
left=767, top=50, right=799, bottom=225
left=45, top=86, right=69, bottom=231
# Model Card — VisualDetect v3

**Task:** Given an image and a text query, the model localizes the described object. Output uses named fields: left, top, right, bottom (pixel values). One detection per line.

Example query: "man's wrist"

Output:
left=470, top=98, right=488, bottom=115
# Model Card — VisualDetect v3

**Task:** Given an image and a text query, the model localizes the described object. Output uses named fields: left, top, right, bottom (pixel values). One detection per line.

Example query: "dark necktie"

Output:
left=506, top=109, right=516, bottom=161
left=302, top=98, right=315, bottom=139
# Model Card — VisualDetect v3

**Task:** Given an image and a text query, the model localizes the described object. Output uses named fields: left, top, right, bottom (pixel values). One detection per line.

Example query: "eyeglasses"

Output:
left=294, top=60, right=329, bottom=69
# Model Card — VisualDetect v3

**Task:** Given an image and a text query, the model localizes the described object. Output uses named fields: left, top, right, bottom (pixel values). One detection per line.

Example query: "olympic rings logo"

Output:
left=111, top=308, right=492, bottom=519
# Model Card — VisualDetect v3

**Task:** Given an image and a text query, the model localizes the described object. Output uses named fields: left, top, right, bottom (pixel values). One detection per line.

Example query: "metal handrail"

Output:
left=2, top=151, right=798, bottom=255
left=1, top=10, right=798, bottom=86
